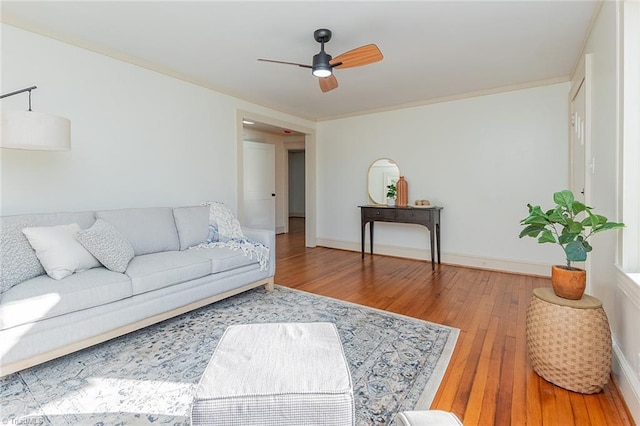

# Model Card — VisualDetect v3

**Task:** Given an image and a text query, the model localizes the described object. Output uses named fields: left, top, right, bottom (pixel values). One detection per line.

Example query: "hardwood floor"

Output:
left=275, top=218, right=634, bottom=425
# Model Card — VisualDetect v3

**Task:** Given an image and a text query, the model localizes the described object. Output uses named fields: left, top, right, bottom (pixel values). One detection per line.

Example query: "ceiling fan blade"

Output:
left=257, top=59, right=312, bottom=69
left=319, top=74, right=338, bottom=93
left=330, top=44, right=383, bottom=69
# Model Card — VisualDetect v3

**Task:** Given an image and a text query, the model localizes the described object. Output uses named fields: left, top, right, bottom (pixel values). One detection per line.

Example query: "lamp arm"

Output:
left=0, top=86, right=38, bottom=111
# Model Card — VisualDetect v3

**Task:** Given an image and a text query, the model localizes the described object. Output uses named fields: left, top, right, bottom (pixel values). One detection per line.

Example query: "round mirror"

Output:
left=367, top=158, right=400, bottom=204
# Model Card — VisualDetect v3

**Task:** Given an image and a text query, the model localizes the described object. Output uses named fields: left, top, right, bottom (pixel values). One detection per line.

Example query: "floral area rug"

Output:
left=1, top=286, right=459, bottom=425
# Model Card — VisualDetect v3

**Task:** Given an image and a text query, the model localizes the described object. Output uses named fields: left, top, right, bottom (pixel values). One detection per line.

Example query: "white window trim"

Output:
left=620, top=0, right=640, bottom=277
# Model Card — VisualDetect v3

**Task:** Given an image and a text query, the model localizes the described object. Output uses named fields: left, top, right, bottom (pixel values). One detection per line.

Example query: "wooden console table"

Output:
left=359, top=205, right=443, bottom=270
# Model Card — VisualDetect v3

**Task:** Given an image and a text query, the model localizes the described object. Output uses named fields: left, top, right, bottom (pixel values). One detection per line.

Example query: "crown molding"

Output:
left=316, top=77, right=570, bottom=122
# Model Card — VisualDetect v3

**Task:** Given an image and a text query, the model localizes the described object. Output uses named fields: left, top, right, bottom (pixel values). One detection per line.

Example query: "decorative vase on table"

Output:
left=396, top=176, right=408, bottom=207
left=551, top=265, right=586, bottom=300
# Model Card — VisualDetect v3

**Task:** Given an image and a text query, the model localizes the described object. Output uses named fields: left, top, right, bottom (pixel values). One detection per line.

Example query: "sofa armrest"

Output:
left=242, top=227, right=275, bottom=276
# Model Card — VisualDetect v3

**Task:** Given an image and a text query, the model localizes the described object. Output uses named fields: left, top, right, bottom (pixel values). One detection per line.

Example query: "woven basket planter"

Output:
left=526, top=288, right=612, bottom=394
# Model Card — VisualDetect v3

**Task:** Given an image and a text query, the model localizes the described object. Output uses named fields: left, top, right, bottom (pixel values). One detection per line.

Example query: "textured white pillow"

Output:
left=76, top=219, right=134, bottom=273
left=22, top=223, right=101, bottom=280
left=1, top=219, right=46, bottom=293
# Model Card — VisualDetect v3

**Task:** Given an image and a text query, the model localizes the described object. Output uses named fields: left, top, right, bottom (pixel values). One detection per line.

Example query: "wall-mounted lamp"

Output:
left=0, top=86, right=71, bottom=151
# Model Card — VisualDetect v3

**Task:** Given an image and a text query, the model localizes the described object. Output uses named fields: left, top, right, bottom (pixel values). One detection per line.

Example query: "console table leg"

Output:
left=361, top=223, right=366, bottom=258
left=430, top=230, right=435, bottom=271
left=436, top=223, right=441, bottom=264
left=369, top=222, right=374, bottom=255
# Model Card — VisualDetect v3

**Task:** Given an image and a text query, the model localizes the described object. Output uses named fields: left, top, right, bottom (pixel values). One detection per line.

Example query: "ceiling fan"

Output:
left=258, top=28, right=383, bottom=93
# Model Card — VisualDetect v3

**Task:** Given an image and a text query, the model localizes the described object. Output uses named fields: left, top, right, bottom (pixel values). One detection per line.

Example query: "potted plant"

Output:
left=386, top=183, right=397, bottom=206
left=519, top=190, right=624, bottom=299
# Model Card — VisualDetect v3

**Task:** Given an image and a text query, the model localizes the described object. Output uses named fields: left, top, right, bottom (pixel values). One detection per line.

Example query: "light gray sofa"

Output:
left=0, top=205, right=275, bottom=377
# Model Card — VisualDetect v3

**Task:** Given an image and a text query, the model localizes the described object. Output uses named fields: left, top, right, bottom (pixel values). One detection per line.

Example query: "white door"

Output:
left=571, top=79, right=586, bottom=203
left=243, top=141, right=276, bottom=231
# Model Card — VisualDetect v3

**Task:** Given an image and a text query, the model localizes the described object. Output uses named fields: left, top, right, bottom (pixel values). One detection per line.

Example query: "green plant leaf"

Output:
left=519, top=225, right=545, bottom=238
left=565, top=241, right=587, bottom=262
left=558, top=232, right=577, bottom=244
left=593, top=221, right=625, bottom=233
left=522, top=215, right=549, bottom=225
left=528, top=205, right=546, bottom=216
left=538, top=229, right=556, bottom=244
left=547, top=209, right=567, bottom=224
left=565, top=218, right=584, bottom=234
left=553, top=190, right=574, bottom=208
left=520, top=205, right=550, bottom=225
left=572, top=201, right=587, bottom=215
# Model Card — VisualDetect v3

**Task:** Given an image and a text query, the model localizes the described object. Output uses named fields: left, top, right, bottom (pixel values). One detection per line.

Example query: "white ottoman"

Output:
left=191, top=322, right=354, bottom=426
left=396, top=410, right=463, bottom=426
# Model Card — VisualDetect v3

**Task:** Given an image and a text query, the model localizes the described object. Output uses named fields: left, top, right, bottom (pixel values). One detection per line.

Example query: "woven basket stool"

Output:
left=526, top=287, right=612, bottom=394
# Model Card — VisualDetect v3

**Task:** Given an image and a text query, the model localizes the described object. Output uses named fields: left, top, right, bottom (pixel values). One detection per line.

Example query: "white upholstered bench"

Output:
left=191, top=322, right=355, bottom=426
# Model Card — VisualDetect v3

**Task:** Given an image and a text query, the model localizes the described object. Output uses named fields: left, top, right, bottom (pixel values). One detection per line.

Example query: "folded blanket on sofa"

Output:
left=189, top=202, right=270, bottom=271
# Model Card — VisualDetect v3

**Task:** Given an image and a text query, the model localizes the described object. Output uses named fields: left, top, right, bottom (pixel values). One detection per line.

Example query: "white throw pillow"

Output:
left=76, top=219, right=135, bottom=273
left=22, top=223, right=101, bottom=280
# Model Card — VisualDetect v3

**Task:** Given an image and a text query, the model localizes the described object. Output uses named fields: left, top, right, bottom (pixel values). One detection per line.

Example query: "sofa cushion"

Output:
left=22, top=224, right=101, bottom=280
left=1, top=211, right=95, bottom=294
left=77, top=219, right=135, bottom=273
left=173, top=206, right=210, bottom=250
left=125, top=251, right=212, bottom=295
left=189, top=247, right=258, bottom=274
left=96, top=207, right=180, bottom=256
left=0, top=268, right=132, bottom=331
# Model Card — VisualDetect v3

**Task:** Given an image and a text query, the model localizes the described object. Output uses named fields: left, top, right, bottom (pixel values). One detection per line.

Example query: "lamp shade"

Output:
left=1, top=110, right=70, bottom=151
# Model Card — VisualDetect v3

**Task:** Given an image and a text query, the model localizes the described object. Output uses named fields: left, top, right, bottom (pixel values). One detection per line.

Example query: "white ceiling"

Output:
left=1, top=1, right=598, bottom=121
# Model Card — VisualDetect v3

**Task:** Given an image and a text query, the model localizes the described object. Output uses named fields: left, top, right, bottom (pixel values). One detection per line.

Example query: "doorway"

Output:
left=288, top=150, right=305, bottom=219
left=287, top=149, right=306, bottom=244
left=236, top=110, right=316, bottom=247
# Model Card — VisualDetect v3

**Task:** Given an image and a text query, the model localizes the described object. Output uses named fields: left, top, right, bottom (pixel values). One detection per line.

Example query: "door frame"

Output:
left=236, top=110, right=317, bottom=247
left=568, top=54, right=593, bottom=288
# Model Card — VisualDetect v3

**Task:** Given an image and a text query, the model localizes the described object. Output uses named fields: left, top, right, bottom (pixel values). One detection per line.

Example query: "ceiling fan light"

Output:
left=312, top=68, right=332, bottom=78
left=312, top=51, right=333, bottom=78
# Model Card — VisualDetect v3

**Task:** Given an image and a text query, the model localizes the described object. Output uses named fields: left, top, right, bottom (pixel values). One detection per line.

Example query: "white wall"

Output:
left=0, top=24, right=314, bottom=217
left=581, top=2, right=640, bottom=422
left=316, top=83, right=570, bottom=274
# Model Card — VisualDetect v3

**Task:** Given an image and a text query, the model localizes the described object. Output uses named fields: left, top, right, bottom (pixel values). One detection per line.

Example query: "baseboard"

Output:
left=316, top=238, right=551, bottom=276
left=276, top=226, right=286, bottom=234
left=612, top=340, right=640, bottom=423
left=289, top=213, right=305, bottom=218
left=613, top=269, right=640, bottom=423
